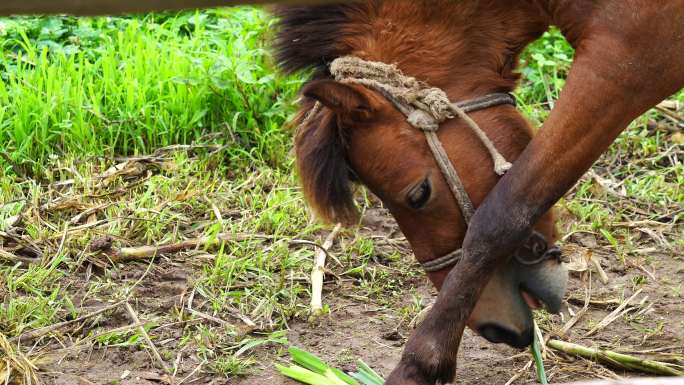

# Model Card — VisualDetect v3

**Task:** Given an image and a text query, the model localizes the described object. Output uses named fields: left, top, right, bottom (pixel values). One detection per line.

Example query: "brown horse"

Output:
left=275, top=1, right=684, bottom=384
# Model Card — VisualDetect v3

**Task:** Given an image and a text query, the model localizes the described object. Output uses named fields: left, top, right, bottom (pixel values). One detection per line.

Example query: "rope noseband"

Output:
left=309, top=56, right=559, bottom=272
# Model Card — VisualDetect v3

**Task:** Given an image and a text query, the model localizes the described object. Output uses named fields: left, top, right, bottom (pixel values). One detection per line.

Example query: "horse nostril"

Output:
left=515, top=231, right=564, bottom=266
left=546, top=245, right=563, bottom=262
left=478, top=324, right=532, bottom=349
left=530, top=233, right=547, bottom=256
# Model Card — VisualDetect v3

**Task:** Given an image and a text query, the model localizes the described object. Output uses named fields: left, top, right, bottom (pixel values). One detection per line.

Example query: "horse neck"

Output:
left=339, top=1, right=550, bottom=100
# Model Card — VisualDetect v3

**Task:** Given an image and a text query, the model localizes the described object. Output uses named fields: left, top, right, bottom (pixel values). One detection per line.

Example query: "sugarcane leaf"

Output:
left=289, top=346, right=329, bottom=375
left=330, top=368, right=361, bottom=385
left=531, top=328, right=549, bottom=385
left=323, top=368, right=354, bottom=385
left=278, top=346, right=383, bottom=385
left=276, top=364, right=330, bottom=385
left=351, top=367, right=384, bottom=385
left=351, top=372, right=383, bottom=385
left=356, top=360, right=385, bottom=384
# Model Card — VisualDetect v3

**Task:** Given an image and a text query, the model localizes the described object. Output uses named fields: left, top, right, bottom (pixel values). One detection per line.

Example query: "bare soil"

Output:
left=35, top=202, right=683, bottom=385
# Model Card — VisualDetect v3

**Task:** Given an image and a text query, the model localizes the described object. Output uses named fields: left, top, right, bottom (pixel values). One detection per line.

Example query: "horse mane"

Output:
left=274, top=4, right=374, bottom=76
left=275, top=4, right=375, bottom=223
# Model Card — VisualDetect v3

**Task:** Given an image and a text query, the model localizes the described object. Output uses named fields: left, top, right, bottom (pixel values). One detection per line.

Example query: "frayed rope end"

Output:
left=494, top=158, right=513, bottom=176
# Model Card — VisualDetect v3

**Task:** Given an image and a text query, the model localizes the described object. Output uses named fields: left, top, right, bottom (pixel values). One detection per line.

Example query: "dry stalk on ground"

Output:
left=125, top=302, right=171, bottom=373
left=310, top=223, right=342, bottom=314
left=112, top=233, right=273, bottom=262
left=584, top=289, right=644, bottom=337
left=566, top=379, right=684, bottom=385
left=0, top=332, right=41, bottom=385
left=548, top=339, right=684, bottom=377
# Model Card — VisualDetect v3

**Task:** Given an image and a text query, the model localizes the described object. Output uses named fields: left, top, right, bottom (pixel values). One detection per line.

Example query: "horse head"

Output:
left=276, top=1, right=566, bottom=348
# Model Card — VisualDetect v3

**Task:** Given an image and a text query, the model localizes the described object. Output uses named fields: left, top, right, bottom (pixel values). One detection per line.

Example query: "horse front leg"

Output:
left=387, top=9, right=684, bottom=385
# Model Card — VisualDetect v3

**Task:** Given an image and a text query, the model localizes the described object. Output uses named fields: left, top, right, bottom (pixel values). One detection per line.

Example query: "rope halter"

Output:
left=330, top=56, right=513, bottom=226
left=304, top=56, right=559, bottom=272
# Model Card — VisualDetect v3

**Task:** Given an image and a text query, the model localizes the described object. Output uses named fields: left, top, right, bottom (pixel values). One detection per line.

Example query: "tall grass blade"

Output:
left=531, top=328, right=548, bottom=385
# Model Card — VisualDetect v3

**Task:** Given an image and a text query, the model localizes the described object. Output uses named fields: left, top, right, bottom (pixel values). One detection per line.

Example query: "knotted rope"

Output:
left=330, top=56, right=513, bottom=176
left=329, top=56, right=512, bottom=223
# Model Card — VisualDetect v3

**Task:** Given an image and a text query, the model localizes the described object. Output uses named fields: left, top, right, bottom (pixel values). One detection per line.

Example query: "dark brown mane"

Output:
left=274, top=3, right=374, bottom=76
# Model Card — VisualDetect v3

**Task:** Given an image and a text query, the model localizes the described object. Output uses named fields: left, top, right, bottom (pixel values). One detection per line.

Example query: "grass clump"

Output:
left=0, top=8, right=303, bottom=176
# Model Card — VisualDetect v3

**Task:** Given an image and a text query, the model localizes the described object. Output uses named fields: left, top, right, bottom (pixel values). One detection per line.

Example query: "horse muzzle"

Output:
left=469, top=233, right=568, bottom=348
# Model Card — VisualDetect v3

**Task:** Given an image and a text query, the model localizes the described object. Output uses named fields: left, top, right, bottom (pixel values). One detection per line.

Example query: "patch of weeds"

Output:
left=0, top=263, right=67, bottom=336
left=197, top=328, right=287, bottom=377
left=197, top=238, right=312, bottom=328
left=334, top=348, right=357, bottom=367
left=94, top=322, right=158, bottom=348
left=397, top=291, right=427, bottom=325
left=631, top=275, right=648, bottom=288
left=358, top=267, right=406, bottom=302
left=0, top=291, right=61, bottom=336
left=346, top=237, right=376, bottom=265
left=516, top=28, right=574, bottom=126
left=0, top=8, right=304, bottom=173
left=628, top=318, right=665, bottom=340
left=533, top=309, right=554, bottom=331
left=254, top=187, right=312, bottom=235
left=209, top=355, right=257, bottom=377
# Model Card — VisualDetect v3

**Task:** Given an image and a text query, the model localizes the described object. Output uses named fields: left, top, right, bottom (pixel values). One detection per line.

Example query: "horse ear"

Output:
left=302, top=80, right=373, bottom=122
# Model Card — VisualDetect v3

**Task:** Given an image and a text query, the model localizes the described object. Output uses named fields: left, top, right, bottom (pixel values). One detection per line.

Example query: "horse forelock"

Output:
left=274, top=4, right=366, bottom=223
left=293, top=100, right=358, bottom=224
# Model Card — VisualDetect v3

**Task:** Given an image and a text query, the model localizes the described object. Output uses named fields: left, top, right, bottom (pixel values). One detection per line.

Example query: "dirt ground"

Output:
left=32, top=199, right=682, bottom=385
left=3, top=104, right=682, bottom=385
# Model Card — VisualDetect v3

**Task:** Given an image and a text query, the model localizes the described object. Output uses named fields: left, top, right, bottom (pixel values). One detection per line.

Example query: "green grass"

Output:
left=516, top=28, right=573, bottom=124
left=0, top=8, right=303, bottom=176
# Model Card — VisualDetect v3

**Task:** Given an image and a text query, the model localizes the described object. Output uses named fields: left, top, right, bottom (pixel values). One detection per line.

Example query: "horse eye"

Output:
left=407, top=179, right=431, bottom=209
